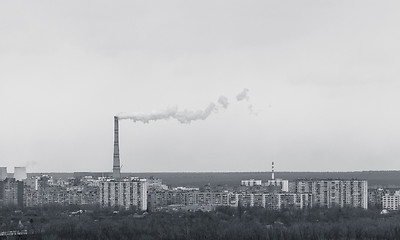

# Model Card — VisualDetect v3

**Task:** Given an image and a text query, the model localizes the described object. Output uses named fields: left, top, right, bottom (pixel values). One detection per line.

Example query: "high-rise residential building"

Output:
left=293, top=179, right=368, bottom=209
left=0, top=178, right=24, bottom=208
left=99, top=178, right=147, bottom=211
left=14, top=167, right=27, bottom=181
left=0, top=167, right=7, bottom=181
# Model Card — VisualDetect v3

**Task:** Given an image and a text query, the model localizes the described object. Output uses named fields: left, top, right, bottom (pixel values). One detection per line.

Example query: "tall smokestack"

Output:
left=113, top=116, right=121, bottom=178
left=271, top=161, right=275, bottom=180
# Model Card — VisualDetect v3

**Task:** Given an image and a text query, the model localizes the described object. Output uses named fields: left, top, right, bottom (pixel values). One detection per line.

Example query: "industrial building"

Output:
left=265, top=179, right=289, bottom=192
left=264, top=162, right=289, bottom=192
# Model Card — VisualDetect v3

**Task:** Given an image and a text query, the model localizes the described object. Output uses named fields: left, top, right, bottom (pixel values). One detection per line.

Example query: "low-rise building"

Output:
left=241, top=179, right=262, bottom=187
left=265, top=179, right=289, bottom=192
left=382, top=193, right=400, bottom=210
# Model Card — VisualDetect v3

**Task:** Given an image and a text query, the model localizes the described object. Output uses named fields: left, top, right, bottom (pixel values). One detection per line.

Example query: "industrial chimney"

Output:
left=113, top=116, right=121, bottom=178
left=271, top=161, right=275, bottom=180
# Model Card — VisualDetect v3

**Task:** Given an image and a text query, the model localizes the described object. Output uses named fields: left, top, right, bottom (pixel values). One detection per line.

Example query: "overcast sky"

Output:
left=1, top=1, right=400, bottom=173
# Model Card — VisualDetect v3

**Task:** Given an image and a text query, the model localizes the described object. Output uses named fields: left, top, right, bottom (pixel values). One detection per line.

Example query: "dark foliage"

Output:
left=2, top=205, right=400, bottom=239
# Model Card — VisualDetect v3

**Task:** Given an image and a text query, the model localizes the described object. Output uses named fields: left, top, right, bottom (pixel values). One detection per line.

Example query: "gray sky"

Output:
left=1, top=1, right=400, bottom=173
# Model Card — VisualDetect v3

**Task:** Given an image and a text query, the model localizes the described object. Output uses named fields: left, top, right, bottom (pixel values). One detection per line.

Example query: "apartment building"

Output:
left=382, top=193, right=400, bottom=210
left=0, top=178, right=24, bottom=208
left=293, top=179, right=368, bottom=209
left=99, top=178, right=147, bottom=211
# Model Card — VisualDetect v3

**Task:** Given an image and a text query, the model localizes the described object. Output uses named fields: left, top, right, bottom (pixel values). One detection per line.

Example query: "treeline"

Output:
left=2, top=205, right=400, bottom=239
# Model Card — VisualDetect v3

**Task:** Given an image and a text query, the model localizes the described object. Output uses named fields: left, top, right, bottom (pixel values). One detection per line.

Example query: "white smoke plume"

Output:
left=248, top=104, right=259, bottom=116
left=236, top=88, right=249, bottom=101
left=174, top=103, right=217, bottom=124
left=217, top=96, right=229, bottom=108
left=118, top=107, right=178, bottom=123
left=118, top=96, right=229, bottom=124
left=236, top=88, right=259, bottom=115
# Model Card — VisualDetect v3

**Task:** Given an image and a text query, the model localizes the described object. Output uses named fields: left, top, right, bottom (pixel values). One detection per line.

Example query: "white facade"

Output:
left=99, top=178, right=147, bottom=211
left=382, top=194, right=400, bottom=210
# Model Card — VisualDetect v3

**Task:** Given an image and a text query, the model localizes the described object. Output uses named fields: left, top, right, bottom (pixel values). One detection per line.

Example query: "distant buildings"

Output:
left=148, top=190, right=313, bottom=211
left=25, top=185, right=99, bottom=207
left=265, top=179, right=289, bottom=192
left=241, top=179, right=262, bottom=187
left=147, top=177, right=168, bottom=191
left=25, top=175, right=99, bottom=206
left=368, top=188, right=386, bottom=208
left=241, top=162, right=289, bottom=192
left=264, top=162, right=289, bottom=192
left=264, top=193, right=313, bottom=210
left=0, top=163, right=376, bottom=213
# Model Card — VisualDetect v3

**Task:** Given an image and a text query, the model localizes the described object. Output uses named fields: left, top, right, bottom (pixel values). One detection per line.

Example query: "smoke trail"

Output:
left=236, top=88, right=259, bottom=115
left=174, top=103, right=217, bottom=124
left=248, top=104, right=259, bottom=116
left=118, top=107, right=178, bottom=123
left=236, top=88, right=249, bottom=101
left=118, top=96, right=229, bottom=124
left=217, top=96, right=229, bottom=108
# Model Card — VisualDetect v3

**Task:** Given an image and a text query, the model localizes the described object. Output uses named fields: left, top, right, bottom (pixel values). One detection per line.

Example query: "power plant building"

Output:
left=264, top=162, right=289, bottom=192
left=99, top=178, right=147, bottom=211
left=265, top=179, right=289, bottom=192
